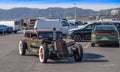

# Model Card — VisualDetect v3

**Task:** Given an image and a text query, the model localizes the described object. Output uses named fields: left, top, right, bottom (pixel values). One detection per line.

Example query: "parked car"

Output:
left=0, top=25, right=13, bottom=34
left=68, top=22, right=101, bottom=42
left=91, top=25, right=119, bottom=47
left=0, top=21, right=21, bottom=33
left=19, top=29, right=83, bottom=63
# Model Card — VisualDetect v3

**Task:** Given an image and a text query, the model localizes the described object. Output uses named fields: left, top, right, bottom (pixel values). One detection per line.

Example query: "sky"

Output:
left=0, top=0, right=120, bottom=11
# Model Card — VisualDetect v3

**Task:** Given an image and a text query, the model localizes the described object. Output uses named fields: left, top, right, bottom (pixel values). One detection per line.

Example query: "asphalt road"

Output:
left=0, top=33, right=120, bottom=72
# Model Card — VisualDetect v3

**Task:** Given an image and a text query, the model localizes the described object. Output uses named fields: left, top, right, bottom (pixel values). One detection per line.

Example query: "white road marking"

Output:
left=83, top=42, right=91, bottom=48
left=102, top=64, right=118, bottom=67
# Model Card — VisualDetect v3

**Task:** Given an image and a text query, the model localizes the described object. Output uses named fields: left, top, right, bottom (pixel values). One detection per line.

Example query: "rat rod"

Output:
left=19, top=29, right=83, bottom=63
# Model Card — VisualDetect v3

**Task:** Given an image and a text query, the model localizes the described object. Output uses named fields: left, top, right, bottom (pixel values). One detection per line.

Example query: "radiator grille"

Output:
left=55, top=40, right=67, bottom=54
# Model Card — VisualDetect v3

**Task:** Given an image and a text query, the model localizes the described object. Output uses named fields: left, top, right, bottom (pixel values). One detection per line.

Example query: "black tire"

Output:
left=91, top=43, right=95, bottom=47
left=73, top=43, right=83, bottom=62
left=115, top=42, right=119, bottom=47
left=73, top=34, right=82, bottom=42
left=39, top=45, right=48, bottom=63
left=7, top=27, right=12, bottom=34
left=14, top=31, right=17, bottom=33
left=19, top=40, right=27, bottom=55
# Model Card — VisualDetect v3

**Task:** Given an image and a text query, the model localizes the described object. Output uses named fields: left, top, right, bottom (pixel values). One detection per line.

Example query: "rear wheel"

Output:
left=91, top=43, right=95, bottom=47
left=14, top=31, right=17, bottom=33
left=115, top=42, right=119, bottom=47
left=39, top=45, right=48, bottom=63
left=73, top=43, right=83, bottom=62
left=19, top=40, right=27, bottom=55
left=73, top=34, right=82, bottom=42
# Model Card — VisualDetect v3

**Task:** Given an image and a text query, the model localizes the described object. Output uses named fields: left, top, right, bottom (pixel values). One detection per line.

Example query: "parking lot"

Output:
left=0, top=33, right=120, bottom=72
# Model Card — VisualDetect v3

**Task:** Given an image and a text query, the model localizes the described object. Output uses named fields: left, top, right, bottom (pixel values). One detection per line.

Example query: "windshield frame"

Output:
left=38, top=32, right=62, bottom=39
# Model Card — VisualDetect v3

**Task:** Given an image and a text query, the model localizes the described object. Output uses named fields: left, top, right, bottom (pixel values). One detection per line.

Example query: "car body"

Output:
left=19, top=29, right=83, bottom=63
left=0, top=25, right=13, bottom=34
left=68, top=22, right=101, bottom=42
left=91, top=25, right=119, bottom=47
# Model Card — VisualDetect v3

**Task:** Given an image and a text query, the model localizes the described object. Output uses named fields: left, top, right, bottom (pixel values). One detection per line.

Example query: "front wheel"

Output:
left=19, top=40, right=27, bottom=55
left=115, top=42, right=119, bottom=47
left=39, top=45, right=48, bottom=63
left=73, top=34, right=82, bottom=42
left=14, top=31, right=17, bottom=33
left=73, top=43, right=83, bottom=62
left=91, top=43, right=95, bottom=47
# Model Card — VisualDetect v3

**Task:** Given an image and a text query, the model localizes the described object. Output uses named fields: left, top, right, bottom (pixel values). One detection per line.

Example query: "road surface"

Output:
left=0, top=34, right=120, bottom=72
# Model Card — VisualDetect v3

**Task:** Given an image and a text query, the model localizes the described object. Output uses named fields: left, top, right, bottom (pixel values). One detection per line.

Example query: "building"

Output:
left=111, top=10, right=119, bottom=15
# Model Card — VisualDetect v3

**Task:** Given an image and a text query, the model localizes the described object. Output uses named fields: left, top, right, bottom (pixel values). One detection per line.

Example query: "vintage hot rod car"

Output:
left=19, top=29, right=83, bottom=63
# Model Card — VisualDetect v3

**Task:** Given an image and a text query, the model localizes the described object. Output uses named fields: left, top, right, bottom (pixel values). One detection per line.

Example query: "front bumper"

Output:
left=92, top=40, right=119, bottom=44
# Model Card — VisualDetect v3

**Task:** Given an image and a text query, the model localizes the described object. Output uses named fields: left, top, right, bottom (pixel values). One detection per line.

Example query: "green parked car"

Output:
left=19, top=29, right=83, bottom=63
left=91, top=25, right=119, bottom=47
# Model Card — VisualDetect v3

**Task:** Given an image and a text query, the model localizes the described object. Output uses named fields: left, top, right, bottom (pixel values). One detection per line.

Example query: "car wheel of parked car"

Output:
left=14, top=31, right=17, bottom=33
left=73, top=43, right=83, bottom=62
left=91, top=43, right=95, bottom=47
left=19, top=40, right=27, bottom=55
left=73, top=34, right=82, bottom=42
left=7, top=28, right=12, bottom=34
left=39, top=45, right=48, bottom=63
left=115, top=42, right=119, bottom=47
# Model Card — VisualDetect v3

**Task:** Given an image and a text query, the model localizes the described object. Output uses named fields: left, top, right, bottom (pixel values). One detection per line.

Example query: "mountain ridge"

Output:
left=0, top=7, right=119, bottom=20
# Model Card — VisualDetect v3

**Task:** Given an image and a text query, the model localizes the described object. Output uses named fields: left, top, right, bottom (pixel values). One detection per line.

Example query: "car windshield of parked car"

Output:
left=95, top=25, right=116, bottom=31
left=78, top=24, right=88, bottom=29
left=38, top=32, right=62, bottom=39
left=85, top=24, right=95, bottom=30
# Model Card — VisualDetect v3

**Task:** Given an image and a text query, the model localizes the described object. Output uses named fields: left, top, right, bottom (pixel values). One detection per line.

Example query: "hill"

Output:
left=0, top=7, right=119, bottom=20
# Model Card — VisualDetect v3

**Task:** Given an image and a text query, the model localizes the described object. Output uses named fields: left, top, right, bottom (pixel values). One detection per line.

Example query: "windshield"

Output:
left=78, top=24, right=88, bottom=29
left=38, top=32, right=62, bottom=39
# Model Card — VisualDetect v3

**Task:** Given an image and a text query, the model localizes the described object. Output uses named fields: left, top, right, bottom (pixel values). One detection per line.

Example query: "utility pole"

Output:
left=74, top=3, right=77, bottom=22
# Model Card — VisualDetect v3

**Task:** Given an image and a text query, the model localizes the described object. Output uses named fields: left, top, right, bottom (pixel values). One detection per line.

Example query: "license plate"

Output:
left=101, top=37, right=108, bottom=40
